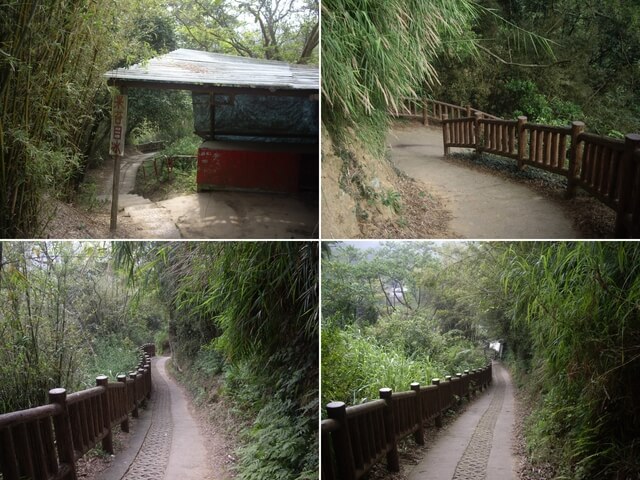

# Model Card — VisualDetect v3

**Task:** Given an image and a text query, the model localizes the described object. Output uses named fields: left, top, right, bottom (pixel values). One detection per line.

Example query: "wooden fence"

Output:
left=321, top=364, right=492, bottom=480
left=0, top=345, right=155, bottom=480
left=390, top=98, right=500, bottom=125
left=440, top=112, right=640, bottom=237
left=137, top=140, right=166, bottom=153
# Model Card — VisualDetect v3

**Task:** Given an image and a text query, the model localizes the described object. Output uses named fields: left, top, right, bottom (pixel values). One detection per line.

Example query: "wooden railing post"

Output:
left=442, top=114, right=450, bottom=156
left=117, top=375, right=130, bottom=433
left=49, top=388, right=78, bottom=480
left=474, top=112, right=483, bottom=154
left=615, top=133, right=640, bottom=237
left=144, top=363, right=151, bottom=399
left=466, top=105, right=471, bottom=117
left=137, top=368, right=145, bottom=406
left=379, top=388, right=400, bottom=472
left=431, top=379, right=442, bottom=428
left=422, top=97, right=429, bottom=126
left=567, top=121, right=585, bottom=198
left=129, top=372, right=139, bottom=418
left=517, top=116, right=528, bottom=169
left=463, top=370, right=471, bottom=400
left=326, top=402, right=356, bottom=480
left=410, top=382, right=424, bottom=445
left=455, top=374, right=463, bottom=404
left=96, top=376, right=113, bottom=454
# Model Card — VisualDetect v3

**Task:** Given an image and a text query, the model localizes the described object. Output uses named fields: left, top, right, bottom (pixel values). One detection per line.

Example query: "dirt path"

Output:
left=407, top=362, right=516, bottom=480
left=387, top=125, right=579, bottom=238
left=88, top=151, right=317, bottom=239
left=98, top=357, right=214, bottom=480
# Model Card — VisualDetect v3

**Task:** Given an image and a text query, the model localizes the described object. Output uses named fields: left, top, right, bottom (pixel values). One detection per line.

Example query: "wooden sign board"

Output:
left=109, top=94, right=128, bottom=156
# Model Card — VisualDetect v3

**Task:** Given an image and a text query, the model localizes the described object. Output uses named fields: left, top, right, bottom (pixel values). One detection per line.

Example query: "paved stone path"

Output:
left=98, top=357, right=213, bottom=480
left=407, top=362, right=516, bottom=480
left=387, top=125, right=579, bottom=238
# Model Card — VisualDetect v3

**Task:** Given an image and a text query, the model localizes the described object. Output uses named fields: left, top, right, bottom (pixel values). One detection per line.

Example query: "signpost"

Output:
left=109, top=92, right=127, bottom=231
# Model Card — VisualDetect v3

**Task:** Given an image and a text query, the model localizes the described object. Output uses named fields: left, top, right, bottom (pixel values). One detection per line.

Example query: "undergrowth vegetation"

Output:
left=135, top=134, right=200, bottom=200
left=0, top=241, right=164, bottom=413
left=321, top=242, right=490, bottom=409
left=493, top=242, right=640, bottom=479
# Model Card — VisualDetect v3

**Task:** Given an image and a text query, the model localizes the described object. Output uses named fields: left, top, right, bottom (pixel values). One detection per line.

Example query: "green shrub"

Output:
left=236, top=400, right=317, bottom=480
left=82, top=335, right=139, bottom=388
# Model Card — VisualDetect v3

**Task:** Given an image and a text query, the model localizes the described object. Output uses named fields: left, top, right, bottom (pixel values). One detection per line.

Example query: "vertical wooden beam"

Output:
left=95, top=376, right=113, bottom=454
left=615, top=133, right=640, bottom=237
left=379, top=388, right=399, bottom=472
left=442, top=114, right=449, bottom=156
left=422, top=97, right=428, bottom=126
left=566, top=121, right=586, bottom=198
left=49, top=389, right=77, bottom=480
left=410, top=383, right=424, bottom=445
left=431, top=379, right=442, bottom=428
left=117, top=375, right=129, bottom=433
left=326, top=402, right=356, bottom=480
left=129, top=372, right=139, bottom=418
left=109, top=86, right=127, bottom=232
left=474, top=112, right=483, bottom=154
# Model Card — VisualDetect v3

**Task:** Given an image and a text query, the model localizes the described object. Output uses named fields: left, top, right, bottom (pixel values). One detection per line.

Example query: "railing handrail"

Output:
left=322, top=363, right=493, bottom=480
left=0, top=344, right=156, bottom=480
left=439, top=110, right=640, bottom=237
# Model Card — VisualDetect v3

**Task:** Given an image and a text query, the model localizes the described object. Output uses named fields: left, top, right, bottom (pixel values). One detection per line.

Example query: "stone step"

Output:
left=124, top=203, right=181, bottom=239
left=97, top=193, right=152, bottom=210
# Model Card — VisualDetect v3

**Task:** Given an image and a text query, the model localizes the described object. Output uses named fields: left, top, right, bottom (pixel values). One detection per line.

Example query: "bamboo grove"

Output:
left=1, top=1, right=138, bottom=236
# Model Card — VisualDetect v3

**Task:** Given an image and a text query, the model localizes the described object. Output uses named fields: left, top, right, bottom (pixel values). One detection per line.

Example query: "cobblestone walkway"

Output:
left=122, top=358, right=173, bottom=480
left=452, top=367, right=506, bottom=479
left=98, top=356, right=213, bottom=480
left=407, top=362, right=515, bottom=480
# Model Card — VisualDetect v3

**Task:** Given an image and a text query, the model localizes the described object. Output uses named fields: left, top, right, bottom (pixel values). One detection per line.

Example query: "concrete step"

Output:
left=97, top=193, right=152, bottom=210
left=124, top=203, right=181, bottom=238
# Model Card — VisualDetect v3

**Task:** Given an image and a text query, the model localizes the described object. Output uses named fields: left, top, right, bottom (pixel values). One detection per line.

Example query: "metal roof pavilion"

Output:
left=104, top=48, right=319, bottom=94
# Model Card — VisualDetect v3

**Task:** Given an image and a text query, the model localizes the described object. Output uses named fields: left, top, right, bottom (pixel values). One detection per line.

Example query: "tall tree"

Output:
left=167, top=0, right=318, bottom=63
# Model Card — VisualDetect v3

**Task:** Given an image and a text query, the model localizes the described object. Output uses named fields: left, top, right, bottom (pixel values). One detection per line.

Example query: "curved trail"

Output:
left=98, top=356, right=214, bottom=480
left=407, top=362, right=516, bottom=480
left=387, top=125, right=579, bottom=238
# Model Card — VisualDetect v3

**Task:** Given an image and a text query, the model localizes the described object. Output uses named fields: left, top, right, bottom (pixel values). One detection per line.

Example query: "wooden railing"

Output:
left=137, top=140, right=167, bottom=153
left=391, top=98, right=500, bottom=125
left=441, top=111, right=640, bottom=237
left=321, top=364, right=492, bottom=480
left=0, top=345, right=155, bottom=480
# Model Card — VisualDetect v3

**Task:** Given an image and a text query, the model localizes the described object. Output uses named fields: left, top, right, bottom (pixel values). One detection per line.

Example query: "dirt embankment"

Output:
left=321, top=127, right=452, bottom=239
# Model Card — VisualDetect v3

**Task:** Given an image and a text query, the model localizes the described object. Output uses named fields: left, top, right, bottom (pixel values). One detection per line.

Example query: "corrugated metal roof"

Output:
left=104, top=49, right=318, bottom=91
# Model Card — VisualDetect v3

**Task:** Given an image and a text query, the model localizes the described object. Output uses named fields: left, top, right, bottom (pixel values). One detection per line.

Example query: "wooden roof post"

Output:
left=109, top=86, right=128, bottom=232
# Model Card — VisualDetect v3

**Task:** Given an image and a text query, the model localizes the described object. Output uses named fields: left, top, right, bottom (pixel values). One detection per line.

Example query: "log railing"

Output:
left=391, top=98, right=500, bottom=126
left=321, top=364, right=493, bottom=480
left=441, top=110, right=640, bottom=237
left=0, top=345, right=155, bottom=480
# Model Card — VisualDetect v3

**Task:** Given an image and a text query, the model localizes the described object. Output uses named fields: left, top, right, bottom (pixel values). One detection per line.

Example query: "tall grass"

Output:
left=499, top=242, right=640, bottom=478
left=321, top=0, right=479, bottom=154
left=321, top=322, right=486, bottom=408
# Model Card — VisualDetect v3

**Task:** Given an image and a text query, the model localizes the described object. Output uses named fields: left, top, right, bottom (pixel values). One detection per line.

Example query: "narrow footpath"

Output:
left=92, top=151, right=317, bottom=239
left=408, top=362, right=516, bottom=480
left=388, top=125, right=578, bottom=238
left=97, top=357, right=214, bottom=480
